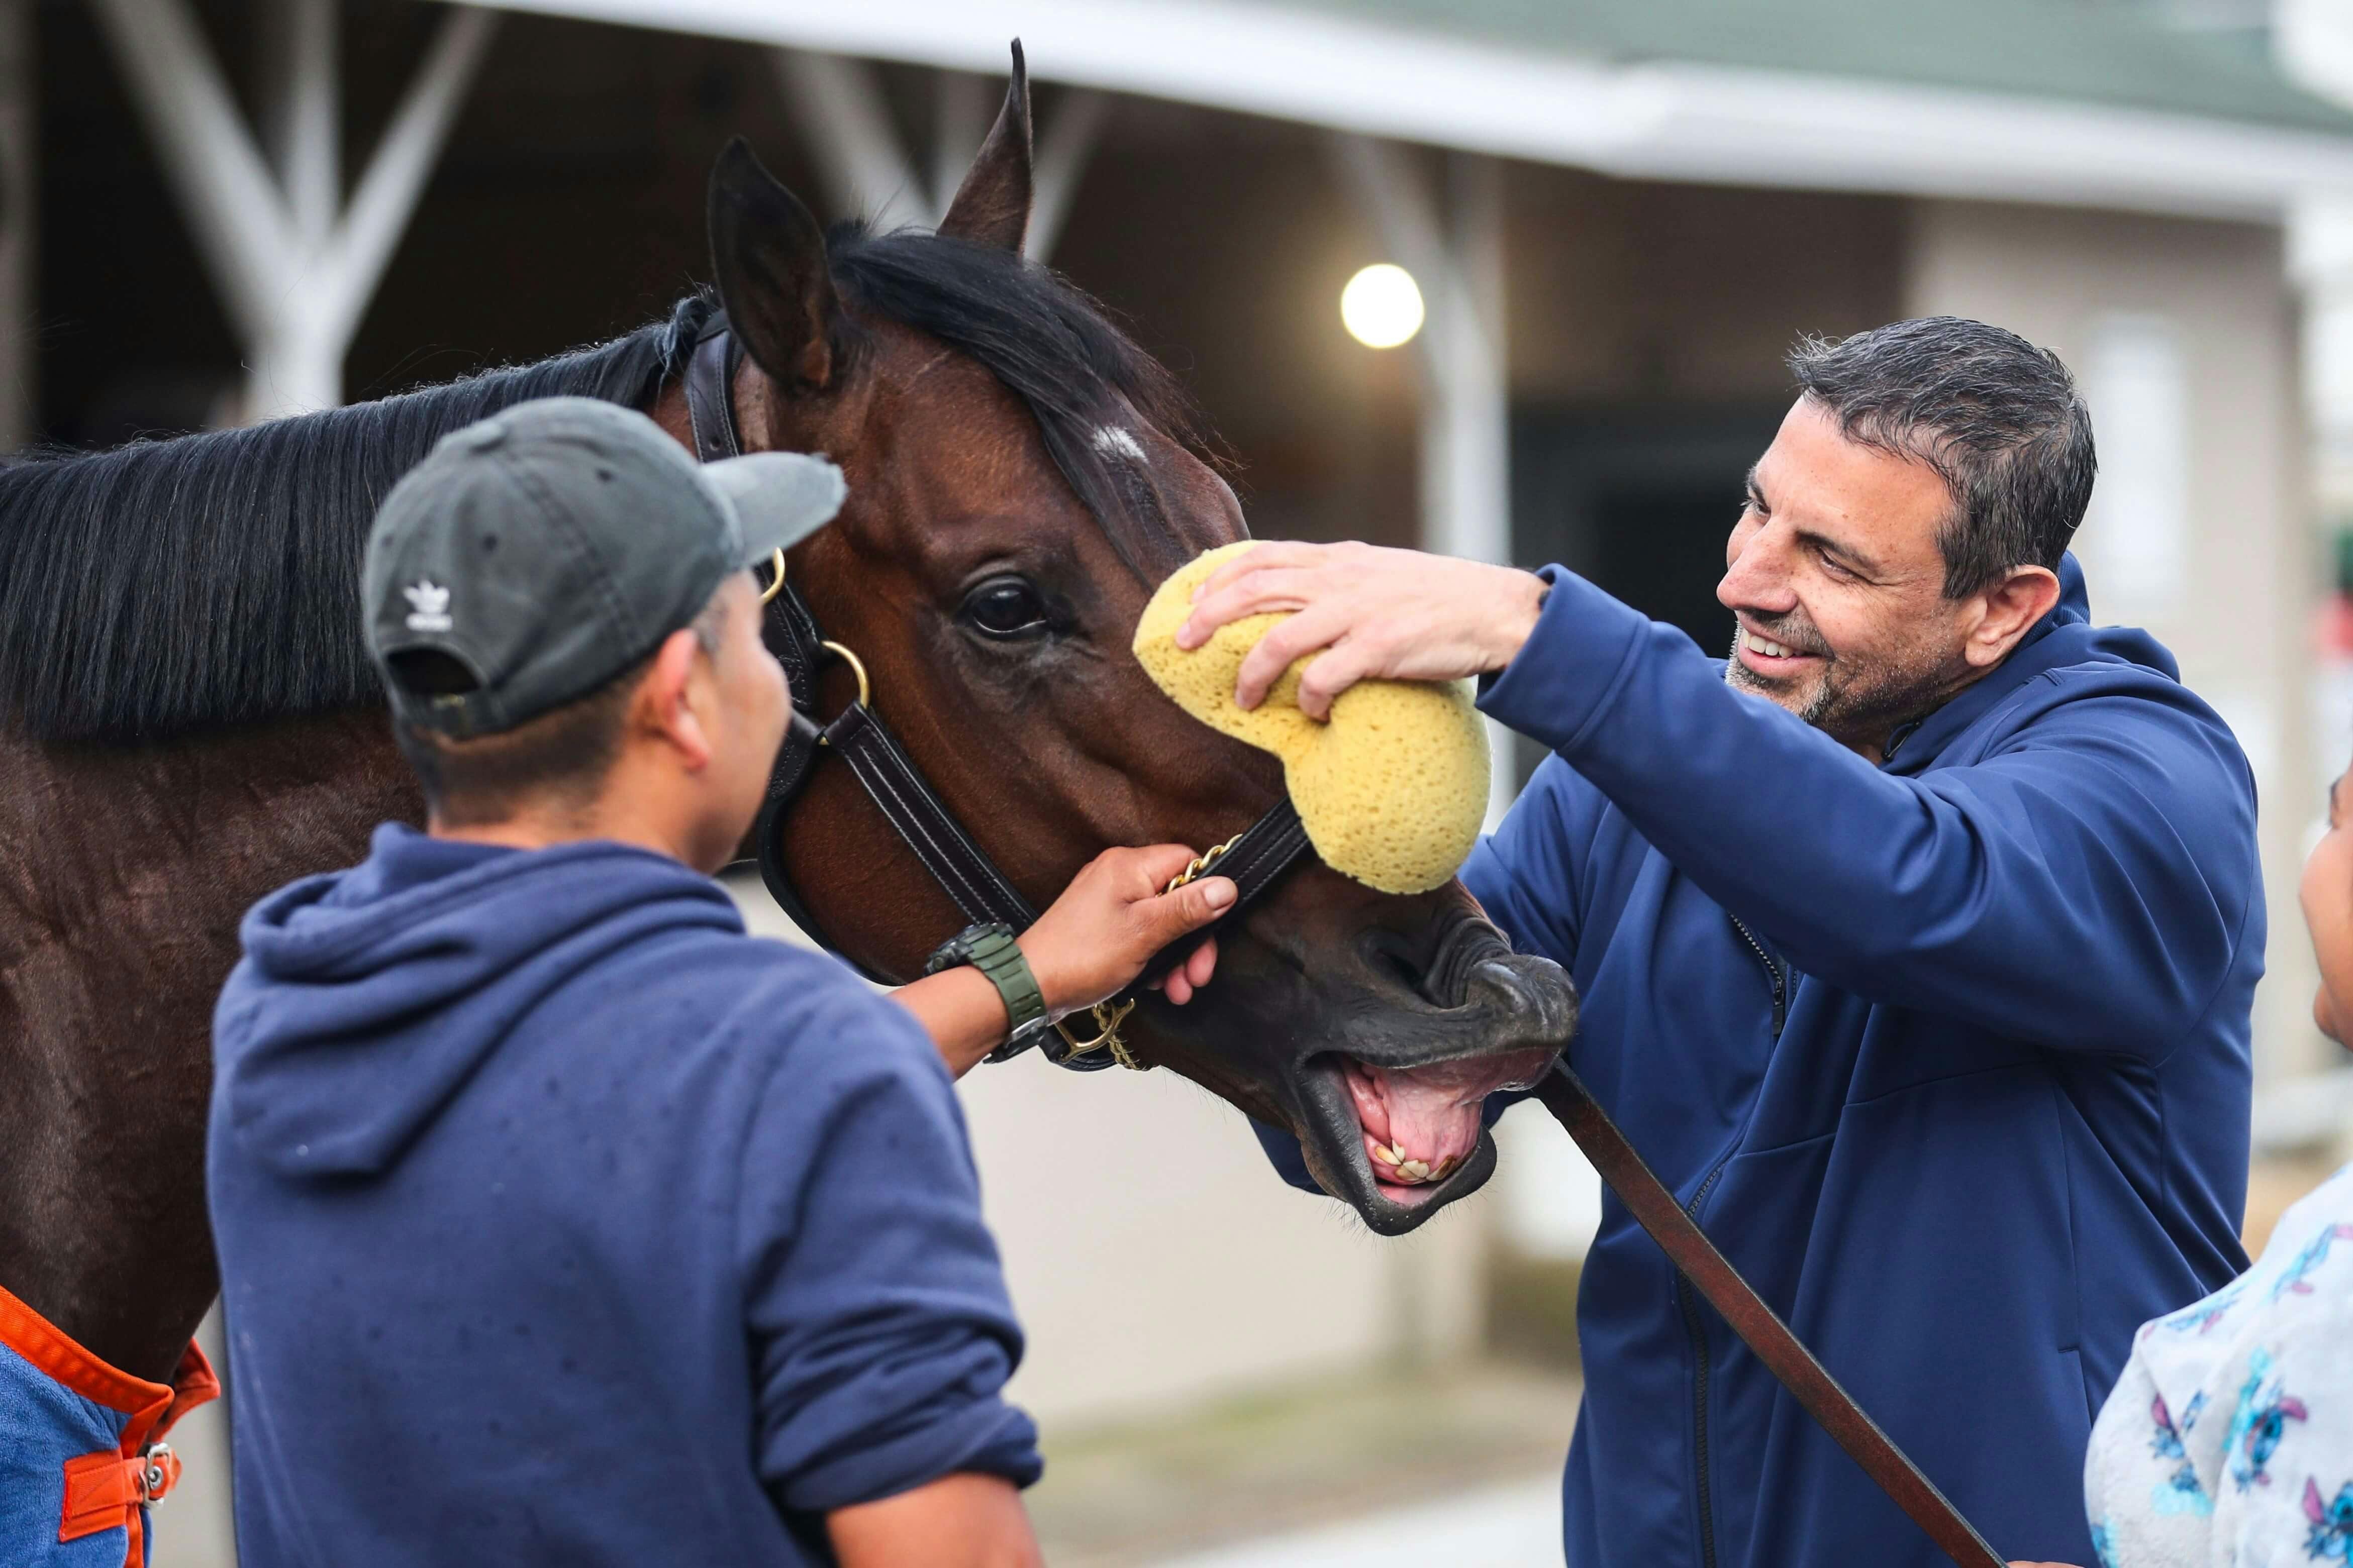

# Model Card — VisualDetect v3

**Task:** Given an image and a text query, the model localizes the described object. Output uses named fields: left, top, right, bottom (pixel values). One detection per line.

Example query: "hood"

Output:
left=216, top=823, right=741, bottom=1180
left=1882, top=552, right=2179, bottom=775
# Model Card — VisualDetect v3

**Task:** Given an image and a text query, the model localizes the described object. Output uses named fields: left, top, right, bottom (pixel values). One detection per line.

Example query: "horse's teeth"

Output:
left=1374, top=1143, right=1398, bottom=1165
left=1399, top=1159, right=1429, bottom=1181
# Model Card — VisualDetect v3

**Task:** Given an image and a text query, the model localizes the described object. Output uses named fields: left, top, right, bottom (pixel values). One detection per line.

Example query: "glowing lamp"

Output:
left=1340, top=263, right=1424, bottom=349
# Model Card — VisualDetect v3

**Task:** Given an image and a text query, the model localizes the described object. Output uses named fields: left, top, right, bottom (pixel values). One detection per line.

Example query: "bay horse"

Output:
left=0, top=52, right=1573, bottom=1433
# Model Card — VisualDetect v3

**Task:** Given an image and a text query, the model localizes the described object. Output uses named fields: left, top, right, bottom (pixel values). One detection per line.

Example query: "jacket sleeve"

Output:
left=1477, top=567, right=2260, bottom=1060
left=737, top=990, right=1041, bottom=1515
left=1460, top=753, right=1595, bottom=971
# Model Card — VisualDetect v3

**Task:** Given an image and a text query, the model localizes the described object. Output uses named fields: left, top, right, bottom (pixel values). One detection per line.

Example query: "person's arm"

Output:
left=828, top=1472, right=1041, bottom=1568
left=1181, top=543, right=2258, bottom=1058
left=1472, top=567, right=2256, bottom=1055
left=896, top=845, right=1234, bottom=1077
left=740, top=994, right=1044, bottom=1527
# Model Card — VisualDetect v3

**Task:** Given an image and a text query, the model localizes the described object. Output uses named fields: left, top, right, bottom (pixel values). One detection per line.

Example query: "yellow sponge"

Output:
left=1132, top=542, right=1490, bottom=896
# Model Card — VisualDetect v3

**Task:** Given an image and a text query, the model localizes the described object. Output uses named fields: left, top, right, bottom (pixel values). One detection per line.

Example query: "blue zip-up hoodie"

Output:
left=1261, top=558, right=2259, bottom=1567
left=208, top=825, right=1039, bottom=1566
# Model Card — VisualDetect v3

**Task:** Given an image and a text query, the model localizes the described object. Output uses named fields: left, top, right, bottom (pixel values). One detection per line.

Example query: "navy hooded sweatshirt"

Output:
left=208, top=825, right=1039, bottom=1566
left=1259, top=558, right=2260, bottom=1568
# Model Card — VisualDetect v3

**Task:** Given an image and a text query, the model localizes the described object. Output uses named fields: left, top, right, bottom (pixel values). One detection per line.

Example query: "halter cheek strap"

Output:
left=685, top=320, right=1310, bottom=1070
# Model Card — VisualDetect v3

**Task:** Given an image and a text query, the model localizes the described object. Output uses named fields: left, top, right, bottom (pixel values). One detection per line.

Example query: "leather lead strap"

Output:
left=1532, top=1065, right=2006, bottom=1568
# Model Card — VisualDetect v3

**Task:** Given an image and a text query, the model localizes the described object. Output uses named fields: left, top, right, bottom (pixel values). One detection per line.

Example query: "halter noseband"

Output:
left=684, top=321, right=1310, bottom=1070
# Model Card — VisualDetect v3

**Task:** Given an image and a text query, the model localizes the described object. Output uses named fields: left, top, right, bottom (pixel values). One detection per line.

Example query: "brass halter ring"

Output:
left=1052, top=999, right=1142, bottom=1069
left=764, top=551, right=870, bottom=717
left=821, top=640, right=870, bottom=709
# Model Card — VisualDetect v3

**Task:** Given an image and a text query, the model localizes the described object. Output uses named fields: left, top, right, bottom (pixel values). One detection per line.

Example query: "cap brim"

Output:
left=704, top=451, right=848, bottom=564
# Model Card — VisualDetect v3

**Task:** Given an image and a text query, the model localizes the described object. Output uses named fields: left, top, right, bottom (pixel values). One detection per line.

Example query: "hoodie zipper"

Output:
left=1727, top=914, right=1787, bottom=1035
left=1678, top=914, right=1787, bottom=1568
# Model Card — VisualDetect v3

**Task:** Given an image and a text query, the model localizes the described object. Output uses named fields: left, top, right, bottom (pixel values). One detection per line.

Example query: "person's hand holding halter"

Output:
left=898, top=846, right=1232, bottom=1078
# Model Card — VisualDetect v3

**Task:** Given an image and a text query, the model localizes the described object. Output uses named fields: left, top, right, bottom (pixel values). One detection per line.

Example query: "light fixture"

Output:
left=1340, top=263, right=1424, bottom=349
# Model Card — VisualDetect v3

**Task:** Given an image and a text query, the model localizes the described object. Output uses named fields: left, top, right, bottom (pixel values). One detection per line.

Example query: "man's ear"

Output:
left=707, top=138, right=839, bottom=392
left=1964, top=565, right=2063, bottom=668
left=637, top=627, right=715, bottom=772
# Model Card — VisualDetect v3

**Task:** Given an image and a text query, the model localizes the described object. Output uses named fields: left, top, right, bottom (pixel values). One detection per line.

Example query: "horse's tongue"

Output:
left=1344, top=1058, right=1487, bottom=1170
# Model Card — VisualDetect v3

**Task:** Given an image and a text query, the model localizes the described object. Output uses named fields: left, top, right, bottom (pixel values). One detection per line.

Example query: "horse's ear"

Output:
left=707, top=138, right=839, bottom=392
left=937, top=41, right=1033, bottom=252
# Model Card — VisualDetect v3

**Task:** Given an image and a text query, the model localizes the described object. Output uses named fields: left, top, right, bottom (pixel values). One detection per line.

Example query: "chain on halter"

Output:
left=1049, top=830, right=1247, bottom=1071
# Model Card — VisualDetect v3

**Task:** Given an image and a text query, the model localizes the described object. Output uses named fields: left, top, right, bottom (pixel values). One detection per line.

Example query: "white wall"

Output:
left=1906, top=201, right=2323, bottom=1086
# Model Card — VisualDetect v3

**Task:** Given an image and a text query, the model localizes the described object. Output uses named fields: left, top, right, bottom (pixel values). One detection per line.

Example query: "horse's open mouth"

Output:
left=1342, top=1049, right=1555, bottom=1202
left=1296, top=1041, right=1559, bottom=1233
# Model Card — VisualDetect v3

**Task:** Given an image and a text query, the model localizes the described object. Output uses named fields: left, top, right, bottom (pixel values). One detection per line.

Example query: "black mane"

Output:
left=0, top=298, right=711, bottom=742
left=0, top=229, right=1209, bottom=744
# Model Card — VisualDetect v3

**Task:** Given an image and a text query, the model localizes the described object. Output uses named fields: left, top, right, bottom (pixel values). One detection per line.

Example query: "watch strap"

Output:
left=924, top=922, right=1048, bottom=1055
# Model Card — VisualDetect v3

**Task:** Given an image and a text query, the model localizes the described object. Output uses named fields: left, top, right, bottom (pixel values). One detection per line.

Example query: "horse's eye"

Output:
left=961, top=576, right=1052, bottom=639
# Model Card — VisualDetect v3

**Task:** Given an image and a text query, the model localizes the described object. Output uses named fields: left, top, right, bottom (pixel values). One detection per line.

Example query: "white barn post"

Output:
left=774, top=50, right=1107, bottom=264
left=1330, top=134, right=1517, bottom=827
left=84, top=0, right=498, bottom=421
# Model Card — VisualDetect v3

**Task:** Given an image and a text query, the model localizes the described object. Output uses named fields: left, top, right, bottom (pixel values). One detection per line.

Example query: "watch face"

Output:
left=1007, top=1013, right=1053, bottom=1045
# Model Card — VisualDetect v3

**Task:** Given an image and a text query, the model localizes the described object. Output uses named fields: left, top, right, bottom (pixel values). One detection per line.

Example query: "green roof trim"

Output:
left=1261, top=0, right=2353, bottom=136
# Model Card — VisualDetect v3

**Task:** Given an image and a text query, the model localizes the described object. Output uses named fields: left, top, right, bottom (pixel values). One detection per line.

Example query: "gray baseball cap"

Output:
left=363, top=396, right=844, bottom=738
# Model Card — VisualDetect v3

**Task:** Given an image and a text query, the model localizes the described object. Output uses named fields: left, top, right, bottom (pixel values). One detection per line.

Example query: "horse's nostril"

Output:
left=1422, top=918, right=1514, bottom=1008
left=1466, top=953, right=1579, bottom=1040
left=1352, top=918, right=1501, bottom=1008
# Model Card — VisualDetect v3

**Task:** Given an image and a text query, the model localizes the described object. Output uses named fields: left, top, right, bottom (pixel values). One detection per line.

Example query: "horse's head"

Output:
left=700, top=54, right=1574, bottom=1235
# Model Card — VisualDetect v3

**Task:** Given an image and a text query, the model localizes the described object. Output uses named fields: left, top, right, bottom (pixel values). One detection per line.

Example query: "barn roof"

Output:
left=1270, top=0, right=2353, bottom=135
left=478, top=0, right=2353, bottom=219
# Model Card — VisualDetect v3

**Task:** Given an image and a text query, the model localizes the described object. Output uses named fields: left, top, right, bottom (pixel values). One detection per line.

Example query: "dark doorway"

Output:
left=1507, top=403, right=1788, bottom=783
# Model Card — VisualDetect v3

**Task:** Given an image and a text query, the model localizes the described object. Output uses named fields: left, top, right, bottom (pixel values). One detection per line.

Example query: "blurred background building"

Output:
left=21, top=0, right=2353, bottom=1560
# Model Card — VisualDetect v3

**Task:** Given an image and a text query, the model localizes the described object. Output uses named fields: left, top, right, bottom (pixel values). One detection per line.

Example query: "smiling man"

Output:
left=1190, top=318, right=2263, bottom=1568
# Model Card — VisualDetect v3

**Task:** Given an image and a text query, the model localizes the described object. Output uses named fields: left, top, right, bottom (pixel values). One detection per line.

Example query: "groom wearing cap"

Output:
left=205, top=397, right=1236, bottom=1567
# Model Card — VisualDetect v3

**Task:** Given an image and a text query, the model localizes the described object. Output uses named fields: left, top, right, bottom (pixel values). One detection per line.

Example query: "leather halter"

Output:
left=683, top=321, right=1311, bottom=1069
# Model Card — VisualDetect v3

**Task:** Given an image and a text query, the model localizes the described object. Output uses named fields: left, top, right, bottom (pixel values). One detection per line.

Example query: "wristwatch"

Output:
left=923, top=922, right=1051, bottom=1061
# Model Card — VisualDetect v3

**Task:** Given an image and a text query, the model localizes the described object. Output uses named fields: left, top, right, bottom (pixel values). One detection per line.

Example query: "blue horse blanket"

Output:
left=0, top=1282, right=216, bottom=1568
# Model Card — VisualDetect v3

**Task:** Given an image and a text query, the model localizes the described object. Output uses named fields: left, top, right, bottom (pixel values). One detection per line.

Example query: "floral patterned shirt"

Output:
left=2085, top=1161, right=2353, bottom=1565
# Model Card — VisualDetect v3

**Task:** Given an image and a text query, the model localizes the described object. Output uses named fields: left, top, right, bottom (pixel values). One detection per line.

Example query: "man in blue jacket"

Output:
left=1181, top=319, right=2262, bottom=1568
left=208, top=398, right=1235, bottom=1567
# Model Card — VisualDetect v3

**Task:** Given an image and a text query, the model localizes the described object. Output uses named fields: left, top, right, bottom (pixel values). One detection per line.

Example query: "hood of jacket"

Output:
left=1882, top=552, right=2177, bottom=773
left=215, top=823, right=742, bottom=1180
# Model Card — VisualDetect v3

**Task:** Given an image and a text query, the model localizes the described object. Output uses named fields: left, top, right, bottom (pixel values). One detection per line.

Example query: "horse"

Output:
left=0, top=51, right=1574, bottom=1431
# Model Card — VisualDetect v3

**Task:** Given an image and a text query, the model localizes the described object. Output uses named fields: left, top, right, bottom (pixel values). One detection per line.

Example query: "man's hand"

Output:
left=1020, top=844, right=1233, bottom=1015
left=1175, top=540, right=1548, bottom=720
left=829, top=1472, right=1041, bottom=1568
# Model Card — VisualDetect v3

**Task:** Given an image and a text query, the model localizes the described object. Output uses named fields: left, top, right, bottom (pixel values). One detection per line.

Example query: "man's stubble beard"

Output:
left=1724, top=621, right=1963, bottom=754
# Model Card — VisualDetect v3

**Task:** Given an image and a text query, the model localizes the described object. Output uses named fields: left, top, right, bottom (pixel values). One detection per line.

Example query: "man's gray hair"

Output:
left=1787, top=317, right=2097, bottom=599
